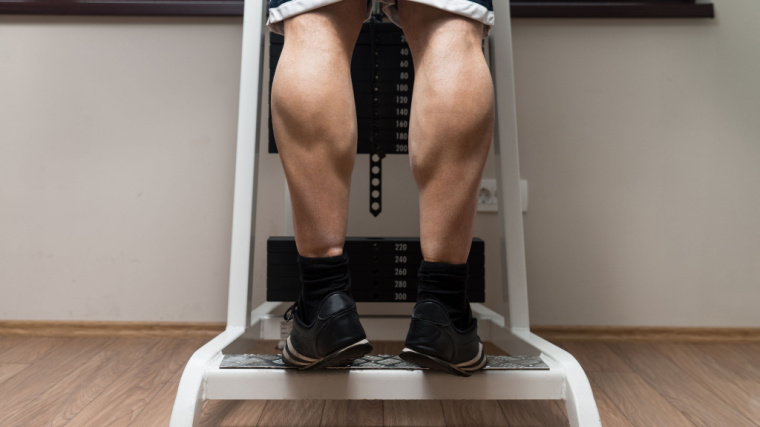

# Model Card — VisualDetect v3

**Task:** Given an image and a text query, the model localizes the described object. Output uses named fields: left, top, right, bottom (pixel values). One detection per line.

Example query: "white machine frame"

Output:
left=170, top=2, right=602, bottom=426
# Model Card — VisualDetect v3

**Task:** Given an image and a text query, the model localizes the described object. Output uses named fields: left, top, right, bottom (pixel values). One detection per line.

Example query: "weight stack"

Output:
left=267, top=237, right=485, bottom=303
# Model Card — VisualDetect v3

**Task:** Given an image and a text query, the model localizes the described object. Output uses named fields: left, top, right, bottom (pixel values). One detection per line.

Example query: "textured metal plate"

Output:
left=484, top=355, right=548, bottom=370
left=220, top=354, right=548, bottom=370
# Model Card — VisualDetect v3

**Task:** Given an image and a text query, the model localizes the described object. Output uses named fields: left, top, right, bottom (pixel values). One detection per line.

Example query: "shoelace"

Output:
left=283, top=303, right=297, bottom=322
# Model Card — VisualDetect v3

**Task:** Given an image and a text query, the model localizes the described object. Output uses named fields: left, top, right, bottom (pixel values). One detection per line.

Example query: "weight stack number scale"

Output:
left=267, top=237, right=485, bottom=303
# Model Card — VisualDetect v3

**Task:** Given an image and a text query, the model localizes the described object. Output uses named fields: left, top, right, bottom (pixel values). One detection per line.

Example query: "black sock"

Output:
left=417, top=260, right=472, bottom=330
left=296, top=253, right=351, bottom=323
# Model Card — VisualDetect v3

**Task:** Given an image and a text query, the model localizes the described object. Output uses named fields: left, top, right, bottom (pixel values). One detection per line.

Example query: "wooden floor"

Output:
left=1, top=336, right=758, bottom=426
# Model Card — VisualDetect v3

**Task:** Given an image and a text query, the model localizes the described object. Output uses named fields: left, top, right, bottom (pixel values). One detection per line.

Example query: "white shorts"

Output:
left=267, top=0, right=494, bottom=38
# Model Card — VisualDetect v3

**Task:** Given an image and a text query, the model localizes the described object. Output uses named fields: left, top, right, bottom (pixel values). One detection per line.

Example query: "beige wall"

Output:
left=511, top=2, right=760, bottom=326
left=1, top=2, right=759, bottom=326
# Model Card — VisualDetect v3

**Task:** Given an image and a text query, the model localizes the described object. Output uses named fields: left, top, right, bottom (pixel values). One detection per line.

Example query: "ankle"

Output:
left=417, top=260, right=472, bottom=330
left=297, top=253, right=352, bottom=322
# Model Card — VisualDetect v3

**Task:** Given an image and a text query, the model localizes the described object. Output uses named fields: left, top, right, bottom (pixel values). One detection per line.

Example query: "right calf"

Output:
left=269, top=6, right=365, bottom=257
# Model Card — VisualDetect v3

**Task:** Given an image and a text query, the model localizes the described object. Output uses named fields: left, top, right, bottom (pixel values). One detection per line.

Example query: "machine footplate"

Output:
left=221, top=354, right=548, bottom=370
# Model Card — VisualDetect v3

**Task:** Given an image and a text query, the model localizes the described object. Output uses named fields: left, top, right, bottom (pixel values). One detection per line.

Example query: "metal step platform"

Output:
left=169, top=2, right=602, bottom=426
left=220, top=354, right=548, bottom=370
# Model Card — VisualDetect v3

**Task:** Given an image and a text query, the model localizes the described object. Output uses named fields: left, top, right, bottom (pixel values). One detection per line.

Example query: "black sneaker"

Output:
left=399, top=300, right=486, bottom=377
left=282, top=291, right=373, bottom=370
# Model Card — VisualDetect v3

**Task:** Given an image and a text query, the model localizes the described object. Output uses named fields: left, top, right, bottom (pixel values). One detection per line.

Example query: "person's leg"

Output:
left=271, top=1, right=366, bottom=258
left=270, top=1, right=372, bottom=369
left=396, top=0, right=494, bottom=376
left=400, top=2, right=495, bottom=264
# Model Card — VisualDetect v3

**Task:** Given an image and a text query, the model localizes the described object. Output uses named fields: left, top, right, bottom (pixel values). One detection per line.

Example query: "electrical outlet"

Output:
left=477, top=179, right=528, bottom=213
left=477, top=179, right=498, bottom=212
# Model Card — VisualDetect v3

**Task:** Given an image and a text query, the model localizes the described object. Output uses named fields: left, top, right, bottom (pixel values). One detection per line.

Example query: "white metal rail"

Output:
left=170, top=1, right=602, bottom=425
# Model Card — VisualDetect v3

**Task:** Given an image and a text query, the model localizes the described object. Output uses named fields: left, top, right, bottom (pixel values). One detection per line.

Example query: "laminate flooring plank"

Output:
left=589, top=372, right=694, bottom=427
left=553, top=400, right=568, bottom=419
left=562, top=387, right=635, bottom=427
left=554, top=342, right=637, bottom=426
left=198, top=400, right=267, bottom=427
left=442, top=400, right=508, bottom=427
left=0, top=337, right=112, bottom=425
left=0, top=336, right=68, bottom=363
left=129, top=367, right=183, bottom=427
left=594, top=390, right=637, bottom=427
left=733, top=344, right=760, bottom=376
left=608, top=343, right=754, bottom=427
left=735, top=345, right=760, bottom=384
left=499, top=400, right=568, bottom=427
left=200, top=400, right=231, bottom=426
left=4, top=337, right=160, bottom=427
left=384, top=401, right=446, bottom=427
left=0, top=363, right=28, bottom=386
left=256, top=400, right=324, bottom=427
left=320, top=400, right=383, bottom=426
left=703, top=343, right=760, bottom=426
left=65, top=337, right=205, bottom=427
left=129, top=352, right=214, bottom=427
left=699, top=344, right=760, bottom=380
left=555, top=341, right=633, bottom=373
left=659, top=343, right=760, bottom=424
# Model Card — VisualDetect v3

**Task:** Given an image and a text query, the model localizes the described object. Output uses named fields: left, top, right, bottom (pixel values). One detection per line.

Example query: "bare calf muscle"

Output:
left=398, top=0, right=495, bottom=264
left=270, top=2, right=365, bottom=257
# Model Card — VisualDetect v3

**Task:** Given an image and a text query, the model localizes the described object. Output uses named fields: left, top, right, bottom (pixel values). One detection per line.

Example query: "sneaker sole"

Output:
left=283, top=338, right=373, bottom=370
left=399, top=343, right=486, bottom=377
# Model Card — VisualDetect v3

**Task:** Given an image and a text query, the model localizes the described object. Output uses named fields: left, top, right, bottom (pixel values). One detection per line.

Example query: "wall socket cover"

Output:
left=478, top=179, right=498, bottom=212
left=477, top=179, right=528, bottom=213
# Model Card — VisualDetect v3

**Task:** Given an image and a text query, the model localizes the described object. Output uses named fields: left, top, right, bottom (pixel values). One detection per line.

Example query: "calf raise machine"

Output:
left=170, top=2, right=602, bottom=426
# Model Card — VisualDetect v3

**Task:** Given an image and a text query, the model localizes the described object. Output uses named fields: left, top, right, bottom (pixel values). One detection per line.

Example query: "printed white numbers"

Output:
left=395, top=268, right=407, bottom=276
left=395, top=243, right=407, bottom=251
left=394, top=292, right=408, bottom=301
left=395, top=280, right=407, bottom=288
